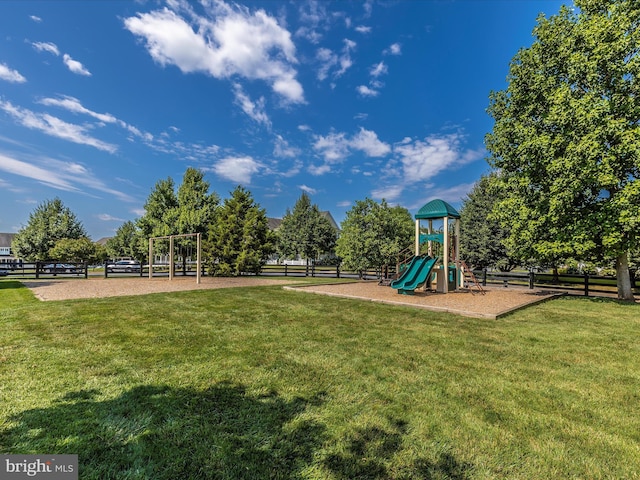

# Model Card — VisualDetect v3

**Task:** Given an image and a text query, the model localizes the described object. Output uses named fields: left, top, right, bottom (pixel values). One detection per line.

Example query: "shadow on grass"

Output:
left=0, top=280, right=26, bottom=290
left=2, top=383, right=326, bottom=479
left=324, top=419, right=473, bottom=480
left=3, top=383, right=474, bottom=479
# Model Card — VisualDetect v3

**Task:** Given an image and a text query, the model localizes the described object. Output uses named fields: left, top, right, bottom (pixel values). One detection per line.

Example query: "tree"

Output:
left=137, top=177, right=179, bottom=240
left=277, top=193, right=337, bottom=273
left=176, top=167, right=219, bottom=236
left=12, top=198, right=87, bottom=261
left=459, top=173, right=519, bottom=271
left=49, top=237, right=104, bottom=263
left=335, top=198, right=413, bottom=278
left=204, top=186, right=274, bottom=276
left=485, top=0, right=640, bottom=300
left=105, top=221, right=145, bottom=261
left=136, top=167, right=219, bottom=261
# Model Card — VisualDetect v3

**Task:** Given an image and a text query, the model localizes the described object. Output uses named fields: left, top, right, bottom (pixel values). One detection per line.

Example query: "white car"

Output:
left=107, top=260, right=141, bottom=273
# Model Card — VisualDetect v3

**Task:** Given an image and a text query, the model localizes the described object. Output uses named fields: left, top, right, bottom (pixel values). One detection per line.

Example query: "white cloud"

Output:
left=0, top=153, right=77, bottom=191
left=30, top=15, right=42, bottom=23
left=356, top=85, right=379, bottom=97
left=371, top=185, right=404, bottom=201
left=0, top=63, right=26, bottom=83
left=355, top=25, right=371, bottom=34
left=32, top=41, right=60, bottom=56
left=370, top=61, right=387, bottom=77
left=97, top=213, right=126, bottom=222
left=39, top=95, right=117, bottom=123
left=213, top=156, right=261, bottom=184
left=315, top=38, right=356, bottom=81
left=0, top=152, right=134, bottom=201
left=311, top=127, right=390, bottom=174
left=394, top=133, right=484, bottom=183
left=232, top=83, right=271, bottom=127
left=62, top=53, right=91, bottom=76
left=384, top=42, right=402, bottom=55
left=351, top=128, right=390, bottom=157
left=0, top=100, right=116, bottom=153
left=273, top=134, right=299, bottom=158
left=313, top=131, right=350, bottom=163
left=124, top=1, right=304, bottom=103
left=298, top=184, right=317, bottom=195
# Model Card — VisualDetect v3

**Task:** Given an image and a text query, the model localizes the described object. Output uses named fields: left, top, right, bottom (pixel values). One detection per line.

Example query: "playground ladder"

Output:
left=460, top=261, right=485, bottom=295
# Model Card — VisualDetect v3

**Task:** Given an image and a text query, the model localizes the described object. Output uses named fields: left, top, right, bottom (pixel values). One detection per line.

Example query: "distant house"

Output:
left=0, top=233, right=21, bottom=267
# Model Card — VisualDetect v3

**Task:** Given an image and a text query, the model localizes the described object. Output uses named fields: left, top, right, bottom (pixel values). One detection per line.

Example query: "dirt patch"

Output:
left=21, top=276, right=293, bottom=301
left=285, top=281, right=563, bottom=319
left=20, top=277, right=563, bottom=318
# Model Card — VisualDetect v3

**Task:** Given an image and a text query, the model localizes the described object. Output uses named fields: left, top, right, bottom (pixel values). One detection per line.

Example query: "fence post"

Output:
left=104, top=259, right=109, bottom=278
left=529, top=270, right=535, bottom=289
left=312, top=263, right=315, bottom=277
left=482, top=268, right=487, bottom=286
left=35, top=261, right=40, bottom=279
left=84, top=261, right=88, bottom=279
left=584, top=273, right=589, bottom=297
left=336, top=265, right=340, bottom=279
left=284, top=264, right=288, bottom=277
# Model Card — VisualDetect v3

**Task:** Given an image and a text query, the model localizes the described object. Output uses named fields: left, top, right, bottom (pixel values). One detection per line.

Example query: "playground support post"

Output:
left=148, top=233, right=202, bottom=284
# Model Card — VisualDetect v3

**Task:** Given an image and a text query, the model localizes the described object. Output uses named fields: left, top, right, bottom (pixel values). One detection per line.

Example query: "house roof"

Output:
left=0, top=233, right=16, bottom=248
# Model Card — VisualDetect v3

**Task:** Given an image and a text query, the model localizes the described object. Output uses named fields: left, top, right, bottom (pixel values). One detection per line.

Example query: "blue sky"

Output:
left=0, top=0, right=564, bottom=240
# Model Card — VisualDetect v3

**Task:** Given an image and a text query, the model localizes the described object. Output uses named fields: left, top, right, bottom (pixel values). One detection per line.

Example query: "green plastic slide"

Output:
left=390, top=255, right=439, bottom=295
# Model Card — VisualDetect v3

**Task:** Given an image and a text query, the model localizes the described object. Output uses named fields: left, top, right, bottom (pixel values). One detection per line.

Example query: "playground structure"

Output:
left=148, top=233, right=202, bottom=284
left=391, top=199, right=463, bottom=295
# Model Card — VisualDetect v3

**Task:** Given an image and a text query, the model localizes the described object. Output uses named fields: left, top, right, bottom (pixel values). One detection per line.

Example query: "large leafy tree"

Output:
left=49, top=237, right=105, bottom=263
left=277, top=192, right=337, bottom=272
left=176, top=167, right=219, bottom=236
left=137, top=177, right=179, bottom=241
left=335, top=198, right=413, bottom=278
left=205, top=186, right=274, bottom=276
left=12, top=198, right=88, bottom=261
left=105, top=221, right=145, bottom=261
left=486, top=0, right=640, bottom=300
left=460, top=173, right=519, bottom=271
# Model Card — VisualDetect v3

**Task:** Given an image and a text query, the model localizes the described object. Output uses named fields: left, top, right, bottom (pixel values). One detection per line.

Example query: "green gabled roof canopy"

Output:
left=415, top=199, right=460, bottom=220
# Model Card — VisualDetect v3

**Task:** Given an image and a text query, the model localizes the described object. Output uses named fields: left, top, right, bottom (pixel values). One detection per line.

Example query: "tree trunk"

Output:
left=615, top=252, right=634, bottom=301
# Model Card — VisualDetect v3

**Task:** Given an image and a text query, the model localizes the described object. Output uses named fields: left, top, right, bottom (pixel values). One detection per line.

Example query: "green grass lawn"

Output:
left=1, top=279, right=639, bottom=479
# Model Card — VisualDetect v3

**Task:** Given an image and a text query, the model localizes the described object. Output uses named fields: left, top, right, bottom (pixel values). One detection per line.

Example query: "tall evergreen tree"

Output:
left=12, top=198, right=87, bottom=261
left=205, top=186, right=274, bottom=276
left=460, top=173, right=519, bottom=271
left=486, top=0, right=640, bottom=300
left=277, top=192, right=337, bottom=273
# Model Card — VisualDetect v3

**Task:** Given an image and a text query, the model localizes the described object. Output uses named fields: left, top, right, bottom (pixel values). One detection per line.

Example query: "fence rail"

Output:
left=2, top=261, right=637, bottom=298
left=475, top=270, right=639, bottom=297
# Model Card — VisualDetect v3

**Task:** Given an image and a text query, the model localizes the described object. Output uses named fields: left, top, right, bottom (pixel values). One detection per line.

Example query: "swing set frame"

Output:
left=148, top=233, right=202, bottom=284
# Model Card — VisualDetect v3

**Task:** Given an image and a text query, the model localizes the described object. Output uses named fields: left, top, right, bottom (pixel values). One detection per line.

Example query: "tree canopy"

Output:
left=460, top=173, right=519, bottom=271
left=12, top=198, right=88, bottom=261
left=277, top=192, right=337, bottom=270
left=335, top=198, right=413, bottom=277
left=485, top=0, right=640, bottom=300
left=205, top=186, right=274, bottom=276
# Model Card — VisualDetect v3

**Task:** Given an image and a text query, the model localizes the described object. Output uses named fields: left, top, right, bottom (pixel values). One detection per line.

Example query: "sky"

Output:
left=0, top=0, right=565, bottom=240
